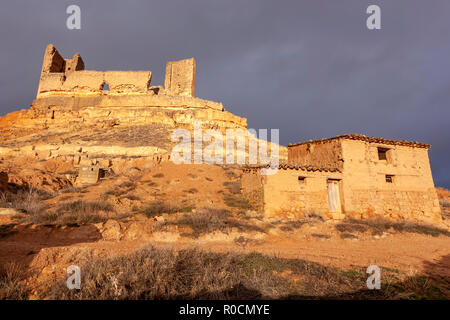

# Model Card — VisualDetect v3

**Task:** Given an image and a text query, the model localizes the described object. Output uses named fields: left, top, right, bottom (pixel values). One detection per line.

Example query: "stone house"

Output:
left=242, top=134, right=442, bottom=223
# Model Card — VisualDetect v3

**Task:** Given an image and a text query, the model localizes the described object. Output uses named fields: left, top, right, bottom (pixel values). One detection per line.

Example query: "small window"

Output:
left=101, top=82, right=110, bottom=91
left=385, top=175, right=394, bottom=183
left=378, top=147, right=389, bottom=160
left=298, top=176, right=306, bottom=183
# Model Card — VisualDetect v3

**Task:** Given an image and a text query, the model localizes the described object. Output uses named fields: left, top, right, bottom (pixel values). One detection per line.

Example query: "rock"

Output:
left=123, top=222, right=144, bottom=240
left=101, top=219, right=122, bottom=241
left=0, top=207, right=23, bottom=215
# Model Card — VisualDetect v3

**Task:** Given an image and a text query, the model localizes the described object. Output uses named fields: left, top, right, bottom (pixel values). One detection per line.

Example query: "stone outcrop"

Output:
left=0, top=44, right=287, bottom=183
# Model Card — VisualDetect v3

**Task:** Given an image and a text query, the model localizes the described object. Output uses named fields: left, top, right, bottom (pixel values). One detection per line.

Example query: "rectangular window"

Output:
left=298, top=176, right=306, bottom=183
left=378, top=147, right=389, bottom=160
left=385, top=175, right=394, bottom=183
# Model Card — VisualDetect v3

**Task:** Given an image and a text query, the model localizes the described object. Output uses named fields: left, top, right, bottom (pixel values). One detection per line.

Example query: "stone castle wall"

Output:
left=36, top=44, right=195, bottom=99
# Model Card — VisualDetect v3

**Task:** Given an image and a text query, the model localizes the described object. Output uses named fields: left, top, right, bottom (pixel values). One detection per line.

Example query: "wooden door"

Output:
left=327, top=180, right=343, bottom=218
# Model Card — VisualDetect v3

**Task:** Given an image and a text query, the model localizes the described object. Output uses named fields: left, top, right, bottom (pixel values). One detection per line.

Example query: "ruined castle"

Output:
left=0, top=44, right=264, bottom=169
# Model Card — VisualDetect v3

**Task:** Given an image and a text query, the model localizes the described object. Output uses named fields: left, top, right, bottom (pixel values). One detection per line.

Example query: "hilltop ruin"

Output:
left=1, top=44, right=283, bottom=176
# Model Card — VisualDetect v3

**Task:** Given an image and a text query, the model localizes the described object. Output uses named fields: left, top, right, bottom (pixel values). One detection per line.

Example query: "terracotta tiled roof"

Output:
left=288, top=134, right=431, bottom=149
left=243, top=164, right=341, bottom=173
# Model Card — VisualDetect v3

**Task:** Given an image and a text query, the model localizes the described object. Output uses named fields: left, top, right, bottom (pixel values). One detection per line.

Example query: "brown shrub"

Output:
left=41, top=247, right=291, bottom=300
left=0, top=263, right=30, bottom=300
left=141, top=201, right=180, bottom=217
left=60, top=187, right=81, bottom=193
left=223, top=195, right=253, bottom=210
left=23, top=200, right=117, bottom=225
left=0, top=189, right=48, bottom=215
left=336, top=217, right=450, bottom=237
left=123, top=194, right=141, bottom=201
left=340, top=233, right=358, bottom=239
left=172, top=208, right=265, bottom=237
left=147, top=181, right=158, bottom=187
left=311, top=233, right=331, bottom=239
left=223, top=181, right=241, bottom=194
left=23, top=248, right=450, bottom=300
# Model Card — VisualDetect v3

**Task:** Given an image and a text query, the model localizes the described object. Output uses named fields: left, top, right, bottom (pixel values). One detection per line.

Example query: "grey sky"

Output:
left=0, top=0, right=449, bottom=187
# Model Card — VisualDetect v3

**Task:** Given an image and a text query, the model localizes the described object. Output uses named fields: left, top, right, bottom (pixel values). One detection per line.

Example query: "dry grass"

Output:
left=0, top=246, right=441, bottom=300
left=170, top=208, right=266, bottom=237
left=311, top=233, right=331, bottom=239
left=0, top=263, right=30, bottom=300
left=335, top=217, right=450, bottom=237
left=0, top=189, right=48, bottom=215
left=276, top=212, right=326, bottom=231
left=223, top=181, right=241, bottom=194
left=39, top=247, right=324, bottom=299
left=141, top=201, right=190, bottom=218
left=223, top=195, right=253, bottom=210
left=42, top=247, right=253, bottom=299
left=40, top=247, right=446, bottom=300
left=60, top=186, right=81, bottom=194
left=22, top=200, right=118, bottom=225
left=183, top=188, right=198, bottom=194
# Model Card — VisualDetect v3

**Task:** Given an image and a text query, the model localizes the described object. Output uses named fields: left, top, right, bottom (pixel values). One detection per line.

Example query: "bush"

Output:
left=0, top=263, right=29, bottom=300
left=223, top=181, right=241, bottom=194
left=223, top=195, right=253, bottom=210
left=335, top=217, right=450, bottom=237
left=172, top=208, right=265, bottom=237
left=141, top=201, right=179, bottom=217
left=0, top=189, right=48, bottom=215
left=41, top=247, right=288, bottom=300
left=38, top=248, right=449, bottom=300
left=23, top=200, right=116, bottom=225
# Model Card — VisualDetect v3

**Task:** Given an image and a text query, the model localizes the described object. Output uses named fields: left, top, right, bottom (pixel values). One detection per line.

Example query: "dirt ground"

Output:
left=0, top=160, right=449, bottom=299
left=1, top=217, right=449, bottom=297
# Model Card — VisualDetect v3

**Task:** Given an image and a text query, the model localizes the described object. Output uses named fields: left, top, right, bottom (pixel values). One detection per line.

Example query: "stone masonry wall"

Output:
left=241, top=169, right=264, bottom=211
left=340, top=139, right=441, bottom=223
left=242, top=168, right=342, bottom=218
left=36, top=44, right=197, bottom=99
left=288, top=140, right=343, bottom=170
left=165, top=58, right=196, bottom=97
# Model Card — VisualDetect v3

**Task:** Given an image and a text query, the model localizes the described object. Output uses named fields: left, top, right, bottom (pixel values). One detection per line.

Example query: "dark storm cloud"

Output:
left=0, top=0, right=449, bottom=186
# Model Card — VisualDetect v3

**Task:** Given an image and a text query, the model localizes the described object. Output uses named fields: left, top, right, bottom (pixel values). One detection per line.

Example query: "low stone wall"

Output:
left=346, top=189, right=442, bottom=223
